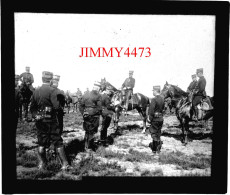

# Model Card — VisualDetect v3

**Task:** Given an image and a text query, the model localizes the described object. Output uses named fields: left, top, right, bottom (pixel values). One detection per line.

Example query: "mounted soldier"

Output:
left=19, top=66, right=34, bottom=92
left=30, top=71, right=71, bottom=171
left=79, top=85, right=102, bottom=152
left=50, top=75, right=66, bottom=135
left=148, top=85, right=164, bottom=156
left=121, top=70, right=135, bottom=111
left=192, top=68, right=213, bottom=120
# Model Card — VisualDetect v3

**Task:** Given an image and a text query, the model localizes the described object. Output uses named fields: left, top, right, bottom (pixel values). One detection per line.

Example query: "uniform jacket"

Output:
left=51, top=86, right=66, bottom=108
left=101, top=93, right=114, bottom=115
left=187, top=80, right=198, bottom=93
left=148, top=95, right=165, bottom=122
left=122, top=77, right=135, bottom=89
left=30, top=84, right=59, bottom=117
left=194, top=76, right=206, bottom=96
left=79, top=90, right=102, bottom=116
left=19, top=72, right=34, bottom=84
left=76, top=90, right=83, bottom=98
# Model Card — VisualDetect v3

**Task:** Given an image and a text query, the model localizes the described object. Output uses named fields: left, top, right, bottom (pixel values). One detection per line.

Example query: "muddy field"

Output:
left=16, top=109, right=213, bottom=179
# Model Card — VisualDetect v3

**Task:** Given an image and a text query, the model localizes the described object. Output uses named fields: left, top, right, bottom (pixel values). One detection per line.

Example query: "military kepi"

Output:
left=196, top=68, right=203, bottom=74
left=129, top=70, right=134, bottom=74
left=152, top=85, right=161, bottom=92
left=53, top=75, right=60, bottom=81
left=191, top=74, right=196, bottom=78
left=42, top=71, right=53, bottom=80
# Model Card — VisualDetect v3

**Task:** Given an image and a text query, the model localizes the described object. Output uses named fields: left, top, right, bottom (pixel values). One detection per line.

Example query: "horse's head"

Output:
left=161, top=81, right=188, bottom=99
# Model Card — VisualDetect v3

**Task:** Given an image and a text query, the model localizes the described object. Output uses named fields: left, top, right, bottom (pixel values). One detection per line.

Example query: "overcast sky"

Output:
left=15, top=13, right=215, bottom=97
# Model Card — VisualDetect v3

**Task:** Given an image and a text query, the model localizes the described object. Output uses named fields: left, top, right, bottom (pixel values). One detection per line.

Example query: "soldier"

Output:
left=121, top=70, right=135, bottom=111
left=19, top=66, right=34, bottom=91
left=192, top=68, right=213, bottom=120
left=187, top=74, right=198, bottom=93
left=148, top=86, right=164, bottom=155
left=30, top=71, right=71, bottom=171
left=15, top=74, right=21, bottom=129
left=50, top=75, right=66, bottom=135
left=84, top=88, right=90, bottom=95
left=100, top=90, right=115, bottom=145
left=79, top=85, right=102, bottom=151
left=76, top=88, right=83, bottom=98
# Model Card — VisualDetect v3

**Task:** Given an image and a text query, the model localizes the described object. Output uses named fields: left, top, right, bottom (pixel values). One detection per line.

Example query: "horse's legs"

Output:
left=113, top=107, right=120, bottom=131
left=181, top=118, right=188, bottom=145
left=137, top=109, right=147, bottom=133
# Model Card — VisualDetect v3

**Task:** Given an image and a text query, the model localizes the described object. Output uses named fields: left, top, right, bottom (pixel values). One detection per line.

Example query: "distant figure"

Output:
left=30, top=71, right=71, bottom=171
left=76, top=88, right=83, bottom=99
left=121, top=70, right=135, bottom=111
left=148, top=85, right=164, bottom=156
left=79, top=85, right=102, bottom=152
left=19, top=66, right=34, bottom=91
left=84, top=88, right=90, bottom=95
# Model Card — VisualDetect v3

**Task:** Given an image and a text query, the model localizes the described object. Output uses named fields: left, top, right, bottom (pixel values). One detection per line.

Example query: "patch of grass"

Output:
left=127, top=148, right=155, bottom=162
left=96, top=147, right=126, bottom=160
left=18, top=169, right=56, bottom=180
left=17, top=152, right=38, bottom=167
left=159, top=151, right=211, bottom=170
left=141, top=168, right=164, bottom=176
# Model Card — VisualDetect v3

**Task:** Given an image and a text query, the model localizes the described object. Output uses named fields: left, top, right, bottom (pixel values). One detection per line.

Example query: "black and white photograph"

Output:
left=2, top=1, right=229, bottom=194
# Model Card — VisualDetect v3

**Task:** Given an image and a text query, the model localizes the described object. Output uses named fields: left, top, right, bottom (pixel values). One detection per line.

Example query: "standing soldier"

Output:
left=84, top=88, right=90, bottom=95
left=121, top=70, right=135, bottom=111
left=148, top=86, right=165, bottom=156
left=30, top=71, right=71, bottom=171
left=79, top=85, right=102, bottom=152
left=50, top=75, right=66, bottom=135
left=192, top=68, right=213, bottom=120
left=19, top=66, right=34, bottom=91
left=100, top=90, right=115, bottom=145
left=76, top=88, right=82, bottom=98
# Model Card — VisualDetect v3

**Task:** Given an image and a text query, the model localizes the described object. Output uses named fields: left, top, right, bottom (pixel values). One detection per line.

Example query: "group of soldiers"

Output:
left=15, top=66, right=212, bottom=171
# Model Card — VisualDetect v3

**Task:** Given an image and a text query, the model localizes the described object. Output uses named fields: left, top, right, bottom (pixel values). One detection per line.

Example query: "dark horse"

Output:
left=99, top=78, right=150, bottom=132
left=65, top=93, right=73, bottom=114
left=161, top=81, right=214, bottom=145
left=19, top=83, right=33, bottom=120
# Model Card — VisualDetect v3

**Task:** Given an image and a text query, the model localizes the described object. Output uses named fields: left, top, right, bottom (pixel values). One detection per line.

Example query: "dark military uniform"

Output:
left=79, top=90, right=102, bottom=150
left=19, top=69, right=34, bottom=91
left=30, top=71, right=70, bottom=171
left=187, top=80, right=198, bottom=93
left=15, top=75, right=21, bottom=129
left=50, top=76, right=65, bottom=135
left=148, top=86, right=165, bottom=154
left=100, top=92, right=114, bottom=142
left=121, top=71, right=135, bottom=109
left=192, top=75, right=206, bottom=107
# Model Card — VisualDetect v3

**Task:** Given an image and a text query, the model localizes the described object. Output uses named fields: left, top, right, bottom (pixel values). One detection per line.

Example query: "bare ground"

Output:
left=16, top=109, right=212, bottom=178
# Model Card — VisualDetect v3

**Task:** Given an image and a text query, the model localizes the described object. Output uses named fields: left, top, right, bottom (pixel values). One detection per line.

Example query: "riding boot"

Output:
left=206, top=97, right=213, bottom=110
left=56, top=146, right=72, bottom=171
left=37, top=146, right=47, bottom=170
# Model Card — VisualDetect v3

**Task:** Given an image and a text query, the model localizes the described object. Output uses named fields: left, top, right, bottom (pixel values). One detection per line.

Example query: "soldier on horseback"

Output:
left=148, top=86, right=164, bottom=155
left=19, top=66, right=34, bottom=91
left=192, top=68, right=213, bottom=120
left=121, top=70, right=135, bottom=111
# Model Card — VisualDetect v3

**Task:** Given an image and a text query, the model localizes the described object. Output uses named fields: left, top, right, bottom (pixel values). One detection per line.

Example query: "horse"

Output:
left=99, top=78, right=150, bottom=133
left=161, top=81, right=214, bottom=145
left=19, top=83, right=33, bottom=120
left=65, top=93, right=73, bottom=114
